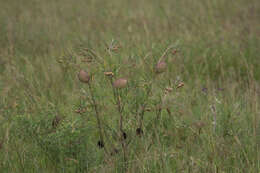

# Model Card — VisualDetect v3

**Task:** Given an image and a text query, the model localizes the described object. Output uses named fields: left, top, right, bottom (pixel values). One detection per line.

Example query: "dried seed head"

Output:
left=155, top=61, right=167, bottom=73
left=78, top=69, right=91, bottom=83
left=119, top=131, right=127, bottom=141
left=177, top=82, right=184, bottom=89
left=75, top=108, right=87, bottom=114
left=97, top=140, right=104, bottom=149
left=171, top=49, right=178, bottom=55
left=136, top=128, right=143, bottom=136
left=165, top=87, right=173, bottom=94
left=113, top=78, right=128, bottom=89
left=52, top=115, right=62, bottom=128
left=144, top=108, right=152, bottom=112
left=104, top=72, right=114, bottom=77
left=122, top=132, right=127, bottom=140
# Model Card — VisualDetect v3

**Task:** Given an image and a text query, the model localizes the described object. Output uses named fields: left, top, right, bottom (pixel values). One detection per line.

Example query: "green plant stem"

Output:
left=109, top=77, right=128, bottom=171
left=138, top=84, right=153, bottom=129
left=116, top=92, right=128, bottom=170
left=87, top=83, right=108, bottom=154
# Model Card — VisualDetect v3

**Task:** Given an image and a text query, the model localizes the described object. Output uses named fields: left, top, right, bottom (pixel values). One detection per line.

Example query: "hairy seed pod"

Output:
left=165, top=87, right=173, bottom=93
left=113, top=78, right=128, bottom=89
left=78, top=69, right=91, bottom=83
left=155, top=61, right=167, bottom=73
left=104, top=72, right=114, bottom=77
left=177, top=82, right=184, bottom=89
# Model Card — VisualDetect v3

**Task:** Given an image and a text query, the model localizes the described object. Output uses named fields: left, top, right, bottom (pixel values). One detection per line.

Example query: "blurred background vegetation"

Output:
left=0, top=0, right=259, bottom=172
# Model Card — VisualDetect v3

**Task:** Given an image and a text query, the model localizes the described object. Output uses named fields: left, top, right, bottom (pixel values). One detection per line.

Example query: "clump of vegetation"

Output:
left=0, top=0, right=259, bottom=172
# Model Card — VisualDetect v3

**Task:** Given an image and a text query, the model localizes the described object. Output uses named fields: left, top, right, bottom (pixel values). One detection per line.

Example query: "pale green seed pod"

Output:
left=78, top=69, right=91, bottom=83
left=113, top=78, right=128, bottom=89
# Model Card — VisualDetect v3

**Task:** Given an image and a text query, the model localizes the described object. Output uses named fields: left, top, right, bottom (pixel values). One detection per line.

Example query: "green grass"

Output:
left=0, top=0, right=259, bottom=172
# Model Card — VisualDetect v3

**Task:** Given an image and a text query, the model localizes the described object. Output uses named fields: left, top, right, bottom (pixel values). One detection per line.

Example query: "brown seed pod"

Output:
left=136, top=128, right=143, bottom=136
left=104, top=72, right=114, bottom=77
left=78, top=69, right=91, bottom=83
left=177, top=82, right=184, bottom=89
left=165, top=87, right=173, bottom=93
left=171, top=49, right=178, bottom=55
left=155, top=61, right=167, bottom=74
left=122, top=132, right=127, bottom=140
left=145, top=108, right=152, bottom=112
left=75, top=108, right=87, bottom=114
left=97, top=140, right=104, bottom=149
left=113, top=78, right=128, bottom=89
left=119, top=131, right=127, bottom=141
left=52, top=115, right=62, bottom=128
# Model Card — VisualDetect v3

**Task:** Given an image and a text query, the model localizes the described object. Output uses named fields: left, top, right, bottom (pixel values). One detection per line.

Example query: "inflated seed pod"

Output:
left=113, top=78, right=128, bottom=89
left=155, top=61, right=167, bottom=73
left=78, top=69, right=91, bottom=83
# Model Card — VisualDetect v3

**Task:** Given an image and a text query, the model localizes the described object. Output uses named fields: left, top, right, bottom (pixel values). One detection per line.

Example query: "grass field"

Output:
left=0, top=0, right=259, bottom=172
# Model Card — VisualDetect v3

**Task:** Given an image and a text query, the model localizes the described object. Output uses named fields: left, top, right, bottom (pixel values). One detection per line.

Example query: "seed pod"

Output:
left=113, top=78, right=128, bottom=89
left=97, top=140, right=104, bottom=149
left=78, top=69, right=91, bottom=83
left=136, top=128, right=143, bottom=136
left=145, top=108, right=152, bottom=112
left=177, top=82, right=184, bottom=89
left=165, top=87, right=173, bottom=93
left=155, top=61, right=167, bottom=73
left=104, top=72, right=114, bottom=77
left=171, top=49, right=178, bottom=55
left=122, top=131, right=127, bottom=140
left=52, top=115, right=62, bottom=128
